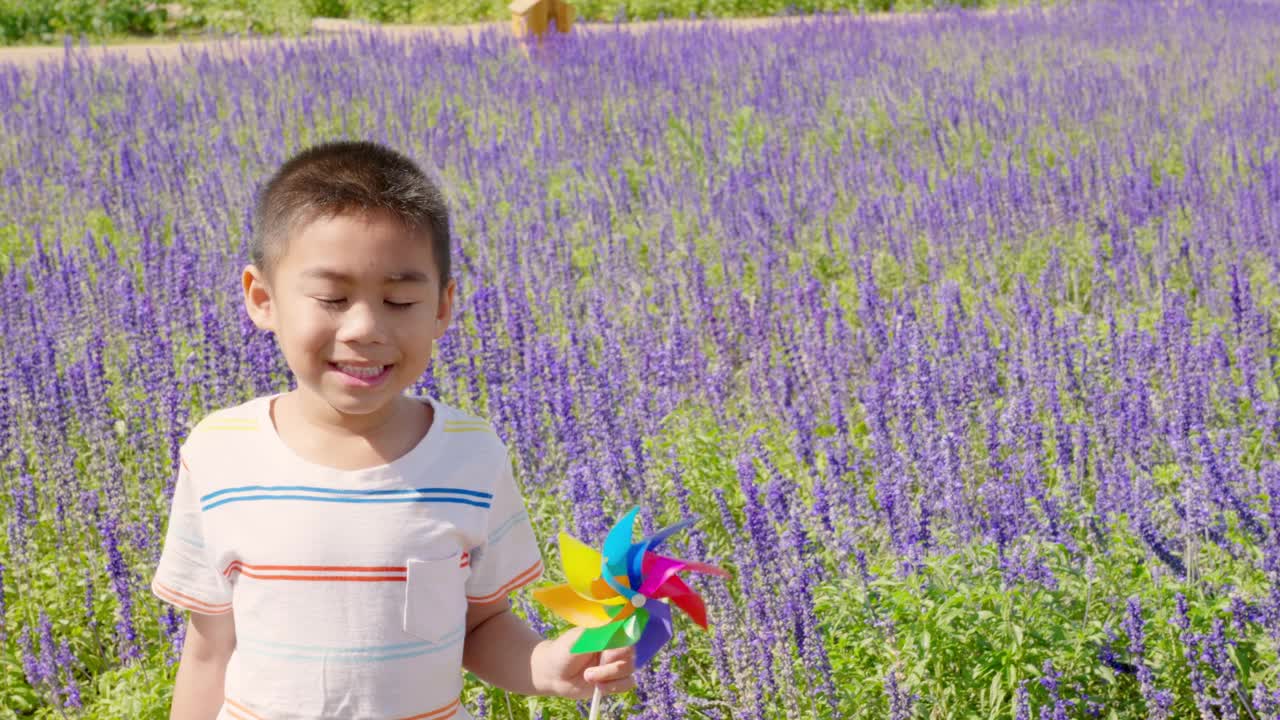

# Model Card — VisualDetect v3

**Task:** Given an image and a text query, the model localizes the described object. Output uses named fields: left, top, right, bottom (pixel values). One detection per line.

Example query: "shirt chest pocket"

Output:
left=403, top=552, right=471, bottom=643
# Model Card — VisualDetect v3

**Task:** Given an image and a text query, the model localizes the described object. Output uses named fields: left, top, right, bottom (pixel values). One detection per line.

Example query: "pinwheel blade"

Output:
left=561, top=532, right=621, bottom=602
left=653, top=575, right=709, bottom=629
left=603, top=507, right=640, bottom=576
left=638, top=552, right=729, bottom=596
left=603, top=602, right=639, bottom=623
left=601, top=569, right=637, bottom=600
left=588, top=576, right=632, bottom=604
left=621, top=607, right=648, bottom=643
left=628, top=517, right=697, bottom=586
left=531, top=584, right=616, bottom=628
left=632, top=600, right=673, bottom=668
left=637, top=517, right=697, bottom=554
left=627, top=543, right=648, bottom=588
left=570, top=608, right=650, bottom=654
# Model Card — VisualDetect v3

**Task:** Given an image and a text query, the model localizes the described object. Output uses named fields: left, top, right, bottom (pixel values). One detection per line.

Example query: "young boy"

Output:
left=150, top=141, right=636, bottom=719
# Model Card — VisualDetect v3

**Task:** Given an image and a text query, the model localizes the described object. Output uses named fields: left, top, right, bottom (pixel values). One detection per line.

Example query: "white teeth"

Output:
left=337, top=365, right=385, bottom=378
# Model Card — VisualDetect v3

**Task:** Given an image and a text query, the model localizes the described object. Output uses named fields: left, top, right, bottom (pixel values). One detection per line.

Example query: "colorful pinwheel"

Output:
left=533, top=507, right=729, bottom=718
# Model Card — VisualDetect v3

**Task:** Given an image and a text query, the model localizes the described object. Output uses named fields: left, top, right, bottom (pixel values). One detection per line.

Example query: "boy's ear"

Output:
left=434, top=277, right=455, bottom=340
left=243, top=265, right=276, bottom=332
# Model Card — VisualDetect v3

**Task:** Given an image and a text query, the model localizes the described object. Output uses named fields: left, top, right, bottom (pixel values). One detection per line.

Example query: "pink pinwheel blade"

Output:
left=632, top=600, right=672, bottom=668
left=638, top=552, right=729, bottom=595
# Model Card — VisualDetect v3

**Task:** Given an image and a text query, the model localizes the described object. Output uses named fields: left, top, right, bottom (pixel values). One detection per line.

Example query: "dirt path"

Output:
left=0, top=13, right=935, bottom=69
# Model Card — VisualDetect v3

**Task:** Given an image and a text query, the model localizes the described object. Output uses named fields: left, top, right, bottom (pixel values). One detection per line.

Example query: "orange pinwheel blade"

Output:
left=531, top=584, right=615, bottom=628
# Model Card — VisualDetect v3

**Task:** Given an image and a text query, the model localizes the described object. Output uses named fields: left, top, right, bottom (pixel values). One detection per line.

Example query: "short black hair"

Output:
left=250, top=141, right=451, bottom=288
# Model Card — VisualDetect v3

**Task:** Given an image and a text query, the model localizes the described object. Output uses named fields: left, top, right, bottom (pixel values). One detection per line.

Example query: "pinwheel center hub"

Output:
left=630, top=594, right=646, bottom=608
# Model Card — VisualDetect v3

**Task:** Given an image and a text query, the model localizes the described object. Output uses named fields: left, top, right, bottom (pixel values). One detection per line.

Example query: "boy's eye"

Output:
left=314, top=298, right=416, bottom=309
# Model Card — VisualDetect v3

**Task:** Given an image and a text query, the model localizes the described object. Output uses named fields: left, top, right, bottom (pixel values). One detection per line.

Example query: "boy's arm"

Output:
left=170, top=611, right=236, bottom=720
left=461, top=599, right=546, bottom=696
left=461, top=600, right=635, bottom=700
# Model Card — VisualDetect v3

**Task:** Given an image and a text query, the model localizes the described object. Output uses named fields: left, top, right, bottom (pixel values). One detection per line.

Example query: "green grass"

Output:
left=2, top=0, right=1026, bottom=46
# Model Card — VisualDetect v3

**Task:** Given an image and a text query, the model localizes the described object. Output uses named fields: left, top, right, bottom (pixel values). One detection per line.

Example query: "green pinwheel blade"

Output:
left=570, top=608, right=650, bottom=653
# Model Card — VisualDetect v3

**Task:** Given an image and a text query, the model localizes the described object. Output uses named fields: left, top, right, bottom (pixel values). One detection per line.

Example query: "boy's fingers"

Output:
left=599, top=646, right=635, bottom=666
left=584, top=657, right=634, bottom=682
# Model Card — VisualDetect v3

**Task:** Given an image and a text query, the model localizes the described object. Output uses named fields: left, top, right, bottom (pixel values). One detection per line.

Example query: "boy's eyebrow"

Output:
left=300, top=269, right=430, bottom=283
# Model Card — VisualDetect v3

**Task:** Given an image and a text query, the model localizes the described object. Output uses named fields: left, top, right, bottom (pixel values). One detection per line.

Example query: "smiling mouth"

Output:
left=330, top=363, right=394, bottom=379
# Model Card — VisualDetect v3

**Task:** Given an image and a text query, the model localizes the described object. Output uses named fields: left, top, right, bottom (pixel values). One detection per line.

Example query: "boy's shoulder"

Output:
left=428, top=398, right=507, bottom=456
left=179, top=394, right=511, bottom=464
left=193, top=396, right=265, bottom=426
left=180, top=395, right=269, bottom=454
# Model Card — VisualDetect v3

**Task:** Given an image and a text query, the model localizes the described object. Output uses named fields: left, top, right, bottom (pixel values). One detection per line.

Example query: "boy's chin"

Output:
left=298, top=380, right=405, bottom=415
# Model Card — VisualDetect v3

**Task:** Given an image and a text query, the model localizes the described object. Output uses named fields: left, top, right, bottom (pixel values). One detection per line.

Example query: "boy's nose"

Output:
left=335, top=302, right=386, bottom=344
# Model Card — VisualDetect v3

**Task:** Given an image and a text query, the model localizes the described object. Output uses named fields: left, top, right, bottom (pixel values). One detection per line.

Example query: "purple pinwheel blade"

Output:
left=632, top=600, right=672, bottom=668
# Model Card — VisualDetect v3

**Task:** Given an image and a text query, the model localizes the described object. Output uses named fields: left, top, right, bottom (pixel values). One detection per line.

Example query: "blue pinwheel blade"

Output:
left=603, top=507, right=640, bottom=576
left=628, top=517, right=697, bottom=584
left=632, top=600, right=672, bottom=669
left=639, top=517, right=697, bottom=553
left=627, top=540, right=649, bottom=588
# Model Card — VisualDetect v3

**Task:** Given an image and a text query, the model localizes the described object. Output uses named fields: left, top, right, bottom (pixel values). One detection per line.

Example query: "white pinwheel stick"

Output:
left=588, top=685, right=603, bottom=720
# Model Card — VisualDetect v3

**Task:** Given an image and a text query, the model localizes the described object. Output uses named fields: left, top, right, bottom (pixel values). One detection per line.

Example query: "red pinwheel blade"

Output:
left=650, top=575, right=709, bottom=629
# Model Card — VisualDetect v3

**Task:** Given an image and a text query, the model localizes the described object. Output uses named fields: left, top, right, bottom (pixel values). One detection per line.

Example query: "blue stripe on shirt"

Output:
left=201, top=494, right=490, bottom=512
left=201, top=485, right=493, bottom=503
left=237, top=629, right=465, bottom=664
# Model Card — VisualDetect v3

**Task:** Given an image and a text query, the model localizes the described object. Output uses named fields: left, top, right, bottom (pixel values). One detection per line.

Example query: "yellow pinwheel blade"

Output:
left=558, top=531, right=631, bottom=604
left=560, top=531, right=600, bottom=592
left=561, top=532, right=606, bottom=596
left=531, top=584, right=615, bottom=628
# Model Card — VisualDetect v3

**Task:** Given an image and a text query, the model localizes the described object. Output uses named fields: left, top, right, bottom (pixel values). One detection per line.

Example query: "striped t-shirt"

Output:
left=151, top=393, right=544, bottom=720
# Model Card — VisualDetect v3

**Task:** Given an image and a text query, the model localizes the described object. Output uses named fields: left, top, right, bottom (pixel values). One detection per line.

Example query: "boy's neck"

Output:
left=284, top=388, right=409, bottom=435
left=269, top=389, right=434, bottom=472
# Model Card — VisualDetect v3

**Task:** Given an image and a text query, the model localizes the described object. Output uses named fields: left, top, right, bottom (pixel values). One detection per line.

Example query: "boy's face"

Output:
left=242, top=210, right=454, bottom=421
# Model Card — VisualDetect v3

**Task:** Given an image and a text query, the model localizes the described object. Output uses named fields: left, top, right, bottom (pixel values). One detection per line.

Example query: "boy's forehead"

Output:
left=280, top=211, right=438, bottom=279
left=299, top=267, right=430, bottom=284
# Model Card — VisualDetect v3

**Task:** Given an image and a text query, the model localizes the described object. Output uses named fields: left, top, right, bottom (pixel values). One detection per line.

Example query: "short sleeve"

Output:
left=150, top=455, right=233, bottom=615
left=465, top=447, right=543, bottom=605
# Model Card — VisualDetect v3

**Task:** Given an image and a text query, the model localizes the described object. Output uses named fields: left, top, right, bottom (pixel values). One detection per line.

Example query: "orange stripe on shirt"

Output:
left=227, top=569, right=408, bottom=582
left=222, top=561, right=407, bottom=582
left=221, top=696, right=457, bottom=720
left=224, top=698, right=265, bottom=719
left=395, top=697, right=460, bottom=720
left=152, top=580, right=232, bottom=613
left=467, top=560, right=543, bottom=604
left=223, top=562, right=407, bottom=574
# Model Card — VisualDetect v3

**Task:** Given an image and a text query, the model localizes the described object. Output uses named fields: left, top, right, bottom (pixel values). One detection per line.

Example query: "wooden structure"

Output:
left=509, top=0, right=575, bottom=40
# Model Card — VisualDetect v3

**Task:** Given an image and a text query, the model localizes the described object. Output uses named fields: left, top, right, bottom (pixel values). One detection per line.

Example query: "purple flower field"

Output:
left=1, top=1, right=1279, bottom=717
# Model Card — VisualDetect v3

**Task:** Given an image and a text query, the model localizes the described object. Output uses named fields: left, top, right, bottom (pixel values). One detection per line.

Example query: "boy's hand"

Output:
left=533, top=628, right=637, bottom=700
